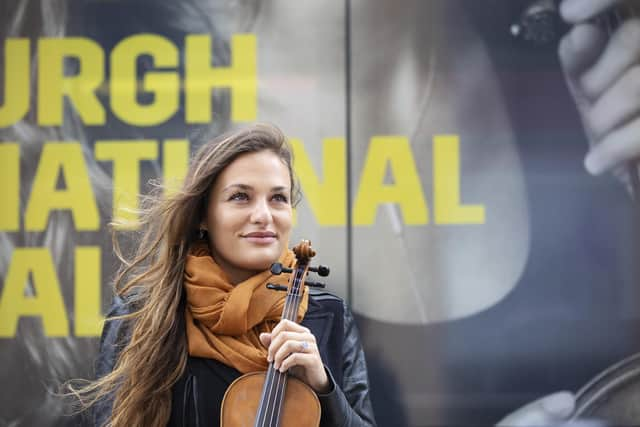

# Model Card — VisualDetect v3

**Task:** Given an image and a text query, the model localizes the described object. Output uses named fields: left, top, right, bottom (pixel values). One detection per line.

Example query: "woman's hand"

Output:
left=259, top=319, right=330, bottom=393
left=558, top=0, right=640, bottom=182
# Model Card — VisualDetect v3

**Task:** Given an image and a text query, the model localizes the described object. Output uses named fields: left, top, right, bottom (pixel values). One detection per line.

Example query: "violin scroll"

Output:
left=292, top=239, right=315, bottom=262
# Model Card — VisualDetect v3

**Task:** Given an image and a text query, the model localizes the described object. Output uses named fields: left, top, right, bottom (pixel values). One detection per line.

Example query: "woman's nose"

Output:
left=250, top=198, right=271, bottom=223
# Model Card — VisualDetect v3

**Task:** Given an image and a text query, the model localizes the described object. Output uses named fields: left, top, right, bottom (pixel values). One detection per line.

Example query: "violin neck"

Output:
left=280, top=261, right=308, bottom=322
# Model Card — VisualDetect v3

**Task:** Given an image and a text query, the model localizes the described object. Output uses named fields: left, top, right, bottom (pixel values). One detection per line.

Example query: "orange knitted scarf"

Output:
left=183, top=242, right=308, bottom=373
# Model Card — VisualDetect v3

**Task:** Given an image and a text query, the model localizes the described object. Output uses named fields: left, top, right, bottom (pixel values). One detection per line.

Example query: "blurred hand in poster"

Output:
left=558, top=0, right=640, bottom=181
left=496, top=391, right=575, bottom=426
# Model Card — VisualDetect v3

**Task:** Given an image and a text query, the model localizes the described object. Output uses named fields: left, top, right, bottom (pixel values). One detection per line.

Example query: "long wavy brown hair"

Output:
left=68, top=123, right=300, bottom=426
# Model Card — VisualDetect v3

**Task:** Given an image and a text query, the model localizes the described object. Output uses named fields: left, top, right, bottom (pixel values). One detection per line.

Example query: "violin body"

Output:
left=221, top=372, right=320, bottom=427
left=571, top=353, right=640, bottom=425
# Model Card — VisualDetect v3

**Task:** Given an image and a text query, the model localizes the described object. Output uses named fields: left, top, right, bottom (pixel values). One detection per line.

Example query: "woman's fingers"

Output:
left=559, top=1, right=640, bottom=176
left=259, top=332, right=271, bottom=348
left=585, top=116, right=640, bottom=174
left=560, top=0, right=623, bottom=23
left=263, top=319, right=329, bottom=392
left=580, top=19, right=640, bottom=101
left=559, top=24, right=607, bottom=80
left=269, top=319, right=309, bottom=336
left=278, top=350, right=318, bottom=374
left=587, top=65, right=640, bottom=140
left=273, top=339, right=317, bottom=370
left=269, top=330, right=316, bottom=367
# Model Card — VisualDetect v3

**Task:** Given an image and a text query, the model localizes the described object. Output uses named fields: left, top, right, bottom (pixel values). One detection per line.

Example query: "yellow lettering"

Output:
left=0, top=248, right=69, bottom=337
left=111, top=34, right=179, bottom=126
left=291, top=138, right=346, bottom=225
left=163, top=139, right=189, bottom=196
left=0, top=39, right=29, bottom=126
left=95, top=140, right=158, bottom=229
left=38, top=38, right=105, bottom=125
left=185, top=34, right=256, bottom=123
left=0, top=143, right=19, bottom=231
left=25, top=142, right=99, bottom=231
left=74, top=246, right=103, bottom=337
left=433, top=135, right=485, bottom=224
left=354, top=136, right=428, bottom=225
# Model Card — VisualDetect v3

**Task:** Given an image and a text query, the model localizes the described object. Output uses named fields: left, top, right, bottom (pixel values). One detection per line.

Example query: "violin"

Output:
left=220, top=240, right=330, bottom=427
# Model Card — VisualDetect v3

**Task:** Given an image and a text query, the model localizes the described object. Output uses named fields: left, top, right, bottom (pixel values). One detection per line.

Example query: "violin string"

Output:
left=255, top=367, right=271, bottom=426
left=260, top=354, right=281, bottom=427
left=259, top=251, right=312, bottom=426
left=276, top=266, right=305, bottom=424
left=263, top=265, right=305, bottom=426
left=267, top=274, right=297, bottom=427
left=274, top=268, right=304, bottom=425
left=261, top=300, right=292, bottom=426
left=257, top=270, right=295, bottom=427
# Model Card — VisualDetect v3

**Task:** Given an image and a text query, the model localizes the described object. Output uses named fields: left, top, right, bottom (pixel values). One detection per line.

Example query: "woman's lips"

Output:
left=242, top=232, right=277, bottom=244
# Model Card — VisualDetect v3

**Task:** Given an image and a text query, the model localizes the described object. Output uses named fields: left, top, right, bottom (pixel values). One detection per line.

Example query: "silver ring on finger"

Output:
left=299, top=340, right=309, bottom=352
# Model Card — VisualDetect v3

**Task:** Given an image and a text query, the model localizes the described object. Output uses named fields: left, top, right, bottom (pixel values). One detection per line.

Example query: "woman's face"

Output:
left=203, top=149, right=293, bottom=284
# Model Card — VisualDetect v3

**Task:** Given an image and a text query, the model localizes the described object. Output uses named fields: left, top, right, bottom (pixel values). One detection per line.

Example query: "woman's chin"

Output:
left=241, top=257, right=279, bottom=273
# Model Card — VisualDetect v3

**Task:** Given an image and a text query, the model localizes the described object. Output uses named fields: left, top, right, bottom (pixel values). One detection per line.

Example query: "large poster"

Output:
left=2, top=0, right=640, bottom=425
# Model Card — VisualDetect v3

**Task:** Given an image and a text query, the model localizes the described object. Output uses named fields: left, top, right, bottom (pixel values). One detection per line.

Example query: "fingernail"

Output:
left=540, top=392, right=575, bottom=417
left=559, top=0, right=572, bottom=20
left=559, top=0, right=582, bottom=22
left=585, top=152, right=604, bottom=175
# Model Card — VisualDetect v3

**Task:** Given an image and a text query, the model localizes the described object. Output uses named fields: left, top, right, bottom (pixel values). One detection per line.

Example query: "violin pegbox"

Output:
left=268, top=239, right=330, bottom=291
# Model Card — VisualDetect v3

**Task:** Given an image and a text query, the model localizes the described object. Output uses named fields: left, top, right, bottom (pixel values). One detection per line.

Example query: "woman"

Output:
left=80, top=123, right=376, bottom=426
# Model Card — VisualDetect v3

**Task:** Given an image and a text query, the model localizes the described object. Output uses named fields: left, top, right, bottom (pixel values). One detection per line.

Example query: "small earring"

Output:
left=198, top=228, right=208, bottom=240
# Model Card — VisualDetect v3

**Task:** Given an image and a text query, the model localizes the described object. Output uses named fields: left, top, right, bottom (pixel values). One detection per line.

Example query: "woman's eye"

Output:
left=272, top=193, right=289, bottom=203
left=229, top=192, right=249, bottom=201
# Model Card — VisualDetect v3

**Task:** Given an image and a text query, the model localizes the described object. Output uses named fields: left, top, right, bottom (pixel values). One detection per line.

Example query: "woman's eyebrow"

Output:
left=270, top=186, right=290, bottom=192
left=221, top=184, right=290, bottom=193
left=221, top=183, right=252, bottom=193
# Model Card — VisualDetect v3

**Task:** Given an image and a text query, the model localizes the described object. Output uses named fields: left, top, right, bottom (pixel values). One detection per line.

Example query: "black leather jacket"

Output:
left=94, top=290, right=377, bottom=426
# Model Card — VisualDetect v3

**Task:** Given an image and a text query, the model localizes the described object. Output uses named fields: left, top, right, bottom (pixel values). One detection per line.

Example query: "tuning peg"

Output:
left=270, top=263, right=293, bottom=275
left=308, top=265, right=330, bottom=277
left=266, top=283, right=288, bottom=292
left=305, top=281, right=326, bottom=289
